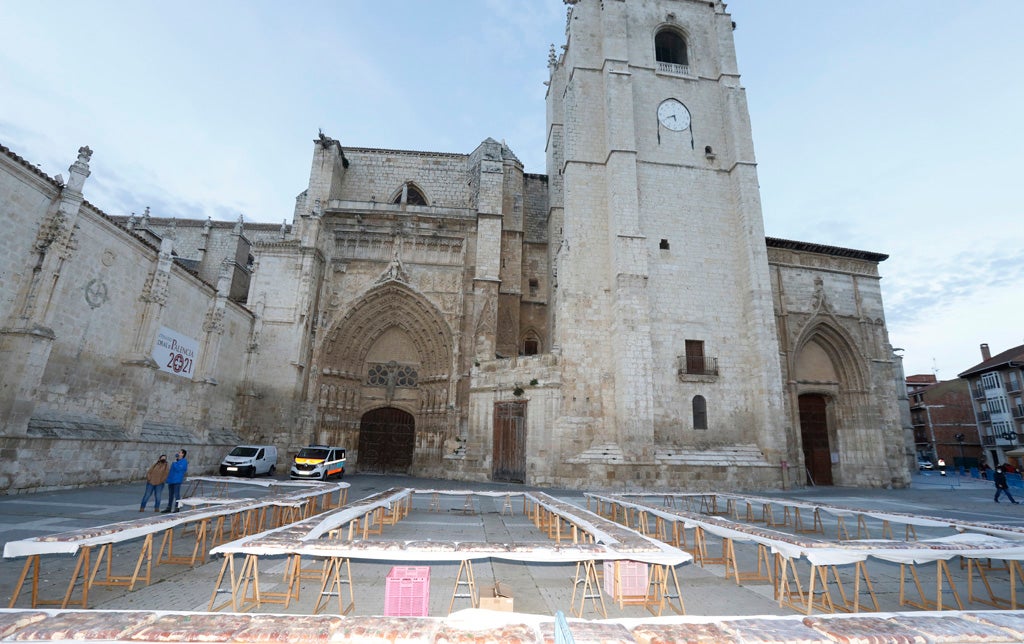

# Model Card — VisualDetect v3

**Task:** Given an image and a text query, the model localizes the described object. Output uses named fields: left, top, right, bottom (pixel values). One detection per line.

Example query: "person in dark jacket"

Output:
left=994, top=465, right=1019, bottom=504
left=162, top=449, right=189, bottom=513
left=140, top=454, right=169, bottom=512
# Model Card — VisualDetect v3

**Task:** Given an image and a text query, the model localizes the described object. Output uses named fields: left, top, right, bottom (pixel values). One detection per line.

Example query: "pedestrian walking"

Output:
left=994, top=465, right=1019, bottom=504
left=162, top=449, right=189, bottom=513
left=139, top=454, right=169, bottom=511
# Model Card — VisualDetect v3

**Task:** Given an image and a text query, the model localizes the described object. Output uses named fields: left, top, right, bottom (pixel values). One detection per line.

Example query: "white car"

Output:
left=220, top=445, right=278, bottom=477
left=917, top=459, right=934, bottom=471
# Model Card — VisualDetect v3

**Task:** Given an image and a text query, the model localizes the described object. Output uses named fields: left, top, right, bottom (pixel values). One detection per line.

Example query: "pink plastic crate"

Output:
left=384, top=566, right=430, bottom=616
left=603, top=560, right=648, bottom=598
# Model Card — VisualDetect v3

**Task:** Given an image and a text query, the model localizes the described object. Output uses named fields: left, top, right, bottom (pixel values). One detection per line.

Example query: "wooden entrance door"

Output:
left=493, top=401, right=526, bottom=483
left=357, top=407, right=415, bottom=474
left=799, top=394, right=833, bottom=485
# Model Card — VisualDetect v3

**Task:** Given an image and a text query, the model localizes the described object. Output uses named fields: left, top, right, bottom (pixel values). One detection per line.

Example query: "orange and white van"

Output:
left=290, top=445, right=346, bottom=481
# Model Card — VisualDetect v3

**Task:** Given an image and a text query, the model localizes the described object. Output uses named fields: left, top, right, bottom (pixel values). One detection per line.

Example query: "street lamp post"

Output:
left=925, top=405, right=939, bottom=464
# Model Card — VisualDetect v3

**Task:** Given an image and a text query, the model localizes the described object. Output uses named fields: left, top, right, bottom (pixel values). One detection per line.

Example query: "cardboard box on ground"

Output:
left=479, top=581, right=514, bottom=611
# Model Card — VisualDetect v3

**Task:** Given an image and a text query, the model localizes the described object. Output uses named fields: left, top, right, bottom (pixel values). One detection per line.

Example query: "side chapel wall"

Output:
left=0, top=147, right=252, bottom=494
left=768, top=244, right=910, bottom=488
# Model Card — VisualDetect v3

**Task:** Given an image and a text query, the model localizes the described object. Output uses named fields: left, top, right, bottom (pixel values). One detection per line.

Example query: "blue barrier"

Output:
left=915, top=470, right=962, bottom=489
left=554, top=610, right=575, bottom=644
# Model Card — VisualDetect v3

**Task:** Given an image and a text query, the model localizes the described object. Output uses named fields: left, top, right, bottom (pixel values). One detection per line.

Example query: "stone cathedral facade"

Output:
left=0, top=0, right=912, bottom=494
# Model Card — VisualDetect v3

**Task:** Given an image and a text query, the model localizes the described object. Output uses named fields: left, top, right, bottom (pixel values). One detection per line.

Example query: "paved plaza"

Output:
left=2, top=471, right=1023, bottom=620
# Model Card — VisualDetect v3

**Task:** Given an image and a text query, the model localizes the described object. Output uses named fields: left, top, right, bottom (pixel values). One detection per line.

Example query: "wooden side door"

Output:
left=799, top=394, right=833, bottom=485
left=492, top=401, right=526, bottom=483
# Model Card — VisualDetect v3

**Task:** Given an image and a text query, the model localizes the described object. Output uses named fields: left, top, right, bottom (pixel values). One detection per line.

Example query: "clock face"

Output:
left=657, top=99, right=690, bottom=131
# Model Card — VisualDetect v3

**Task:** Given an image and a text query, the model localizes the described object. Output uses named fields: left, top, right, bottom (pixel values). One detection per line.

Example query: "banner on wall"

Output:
left=153, top=326, right=199, bottom=379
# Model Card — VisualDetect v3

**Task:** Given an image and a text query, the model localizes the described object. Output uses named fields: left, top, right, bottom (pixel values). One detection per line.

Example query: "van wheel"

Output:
left=269, top=465, right=276, bottom=476
left=247, top=467, right=255, bottom=478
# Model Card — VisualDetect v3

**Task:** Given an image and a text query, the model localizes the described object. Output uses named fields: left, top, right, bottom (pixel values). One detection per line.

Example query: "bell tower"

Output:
left=546, top=0, right=787, bottom=462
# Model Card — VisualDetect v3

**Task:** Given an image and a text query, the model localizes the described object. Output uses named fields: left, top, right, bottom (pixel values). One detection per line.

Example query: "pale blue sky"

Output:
left=1, top=1, right=1021, bottom=379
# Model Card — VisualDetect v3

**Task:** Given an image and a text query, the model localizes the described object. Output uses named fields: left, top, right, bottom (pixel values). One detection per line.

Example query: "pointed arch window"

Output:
left=692, top=395, right=708, bottom=430
left=392, top=182, right=428, bottom=206
left=521, top=330, right=542, bottom=356
left=655, top=29, right=689, bottom=75
left=406, top=185, right=427, bottom=205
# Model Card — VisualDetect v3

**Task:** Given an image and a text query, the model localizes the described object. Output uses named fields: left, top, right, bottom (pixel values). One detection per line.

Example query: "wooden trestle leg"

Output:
left=571, top=560, right=607, bottom=619
left=448, top=559, right=478, bottom=614
left=86, top=535, right=154, bottom=593
left=899, top=560, right=963, bottom=611
left=209, top=554, right=239, bottom=612
left=646, top=564, right=685, bottom=616
left=315, top=556, right=354, bottom=615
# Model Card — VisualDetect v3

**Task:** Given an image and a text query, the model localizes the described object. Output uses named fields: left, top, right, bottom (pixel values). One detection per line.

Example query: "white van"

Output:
left=220, top=445, right=278, bottom=477
left=290, top=445, right=346, bottom=481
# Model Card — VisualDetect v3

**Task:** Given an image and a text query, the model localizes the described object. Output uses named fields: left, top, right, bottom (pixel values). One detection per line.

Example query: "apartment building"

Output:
left=959, top=343, right=1024, bottom=468
left=906, top=374, right=977, bottom=468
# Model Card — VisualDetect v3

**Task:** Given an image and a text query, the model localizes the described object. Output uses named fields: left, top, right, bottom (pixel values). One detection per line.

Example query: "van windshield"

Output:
left=229, top=447, right=259, bottom=457
left=297, top=448, right=330, bottom=460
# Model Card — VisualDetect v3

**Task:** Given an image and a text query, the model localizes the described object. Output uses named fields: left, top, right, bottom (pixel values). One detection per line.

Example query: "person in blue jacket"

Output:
left=162, top=449, right=189, bottom=513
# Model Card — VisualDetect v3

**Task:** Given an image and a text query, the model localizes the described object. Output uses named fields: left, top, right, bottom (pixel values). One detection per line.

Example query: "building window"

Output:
left=655, top=30, right=688, bottom=66
left=529, top=278, right=539, bottom=297
left=392, top=183, right=428, bottom=206
left=521, top=330, right=541, bottom=356
left=366, top=362, right=418, bottom=388
left=993, top=420, right=1016, bottom=441
left=1008, top=371, right=1021, bottom=393
left=659, top=239, right=670, bottom=250
left=406, top=186, right=427, bottom=205
left=982, top=372, right=1002, bottom=391
left=692, top=395, right=707, bottom=429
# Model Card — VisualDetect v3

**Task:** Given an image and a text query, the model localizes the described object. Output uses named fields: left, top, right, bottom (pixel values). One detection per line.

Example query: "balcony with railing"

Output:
left=677, top=355, right=719, bottom=377
left=977, top=410, right=991, bottom=423
left=974, top=384, right=986, bottom=400
left=1008, top=377, right=1023, bottom=394
left=1015, top=404, right=1024, bottom=419
left=978, top=427, right=1019, bottom=446
left=657, top=61, right=691, bottom=76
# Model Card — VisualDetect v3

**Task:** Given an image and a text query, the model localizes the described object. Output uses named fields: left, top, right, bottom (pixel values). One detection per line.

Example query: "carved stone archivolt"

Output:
left=791, top=318, right=868, bottom=393
left=316, top=282, right=454, bottom=439
left=321, top=281, right=453, bottom=381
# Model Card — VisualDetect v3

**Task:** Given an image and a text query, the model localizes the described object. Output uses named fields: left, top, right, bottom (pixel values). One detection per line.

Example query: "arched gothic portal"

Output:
left=791, top=319, right=871, bottom=487
left=315, top=281, right=454, bottom=470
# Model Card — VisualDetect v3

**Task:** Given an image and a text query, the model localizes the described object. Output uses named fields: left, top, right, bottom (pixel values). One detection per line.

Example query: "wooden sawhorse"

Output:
left=448, top=559, right=478, bottom=613
left=570, top=560, right=607, bottom=619
left=315, top=556, right=355, bottom=615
